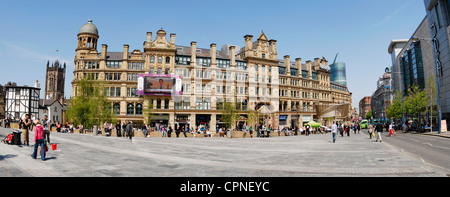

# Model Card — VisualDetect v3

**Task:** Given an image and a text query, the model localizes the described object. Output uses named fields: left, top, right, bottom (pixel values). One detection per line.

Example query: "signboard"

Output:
left=137, top=74, right=182, bottom=96
left=442, top=120, right=447, bottom=132
left=279, top=115, right=287, bottom=120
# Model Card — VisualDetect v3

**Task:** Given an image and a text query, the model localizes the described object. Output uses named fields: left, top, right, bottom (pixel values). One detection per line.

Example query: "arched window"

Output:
left=204, top=98, right=211, bottom=110
left=165, top=57, right=171, bottom=63
left=135, top=104, right=143, bottom=115
left=127, top=103, right=134, bottom=115
left=150, top=56, right=155, bottom=63
left=158, top=56, right=163, bottom=63
left=113, top=103, right=120, bottom=115
left=164, top=99, right=169, bottom=109
left=157, top=99, right=162, bottom=109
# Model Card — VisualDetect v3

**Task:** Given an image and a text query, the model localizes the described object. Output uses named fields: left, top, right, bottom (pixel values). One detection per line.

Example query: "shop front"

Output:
left=279, top=115, right=288, bottom=129
left=175, top=114, right=191, bottom=131
left=150, top=113, right=170, bottom=130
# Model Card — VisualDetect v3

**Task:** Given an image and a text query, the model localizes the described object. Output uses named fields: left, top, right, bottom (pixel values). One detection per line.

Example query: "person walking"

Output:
left=389, top=122, right=393, bottom=137
left=175, top=125, right=181, bottom=138
left=126, top=121, right=133, bottom=141
left=182, top=126, right=188, bottom=137
left=168, top=125, right=173, bottom=138
left=23, top=114, right=32, bottom=146
left=331, top=121, right=337, bottom=143
left=345, top=124, right=350, bottom=137
left=376, top=122, right=383, bottom=142
left=305, top=124, right=311, bottom=136
left=368, top=123, right=374, bottom=139
left=42, top=115, right=50, bottom=144
left=31, top=120, right=46, bottom=161
left=338, top=122, right=344, bottom=137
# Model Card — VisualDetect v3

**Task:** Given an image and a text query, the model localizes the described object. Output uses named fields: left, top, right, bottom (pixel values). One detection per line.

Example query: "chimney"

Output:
left=147, top=32, right=152, bottom=44
left=170, top=33, right=176, bottom=47
left=284, top=55, right=290, bottom=76
left=190, top=41, right=197, bottom=66
left=295, top=58, right=302, bottom=71
left=101, top=44, right=108, bottom=59
left=269, top=39, right=277, bottom=59
left=314, top=58, right=320, bottom=67
left=229, top=45, right=236, bottom=68
left=123, top=44, right=129, bottom=60
left=34, top=80, right=40, bottom=88
left=210, top=43, right=217, bottom=67
left=306, top=60, right=312, bottom=79
left=244, top=35, right=253, bottom=51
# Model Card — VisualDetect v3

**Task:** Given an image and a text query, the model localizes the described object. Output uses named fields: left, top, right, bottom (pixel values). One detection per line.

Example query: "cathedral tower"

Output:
left=45, top=60, right=66, bottom=103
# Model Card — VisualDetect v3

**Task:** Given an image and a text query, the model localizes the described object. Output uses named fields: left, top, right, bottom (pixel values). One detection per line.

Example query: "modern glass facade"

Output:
left=400, top=41, right=425, bottom=95
left=330, top=62, right=347, bottom=86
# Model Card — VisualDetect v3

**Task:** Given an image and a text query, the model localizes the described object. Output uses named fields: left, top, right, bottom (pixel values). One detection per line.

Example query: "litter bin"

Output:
left=12, top=130, right=22, bottom=145
left=93, top=125, right=98, bottom=136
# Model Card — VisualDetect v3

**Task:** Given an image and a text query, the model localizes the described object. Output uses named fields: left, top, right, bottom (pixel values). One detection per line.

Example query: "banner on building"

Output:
left=137, top=74, right=182, bottom=96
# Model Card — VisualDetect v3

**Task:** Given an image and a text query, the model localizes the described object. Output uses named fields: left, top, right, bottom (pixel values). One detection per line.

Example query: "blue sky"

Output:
left=0, top=0, right=426, bottom=109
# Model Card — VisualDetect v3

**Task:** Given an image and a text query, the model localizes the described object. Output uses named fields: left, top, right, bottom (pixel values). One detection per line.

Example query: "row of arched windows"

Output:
left=110, top=103, right=143, bottom=116
left=150, top=56, right=171, bottom=64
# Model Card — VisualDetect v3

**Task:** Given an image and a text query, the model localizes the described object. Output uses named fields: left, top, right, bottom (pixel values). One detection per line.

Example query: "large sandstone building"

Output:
left=72, top=20, right=352, bottom=132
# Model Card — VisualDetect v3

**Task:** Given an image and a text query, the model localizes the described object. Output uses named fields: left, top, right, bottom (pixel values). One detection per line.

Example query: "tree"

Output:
left=386, top=90, right=403, bottom=120
left=405, top=85, right=427, bottom=124
left=66, top=78, right=115, bottom=129
left=426, top=75, right=438, bottom=129
left=246, top=109, right=263, bottom=130
left=365, top=110, right=372, bottom=120
left=221, top=102, right=241, bottom=131
left=143, top=98, right=154, bottom=125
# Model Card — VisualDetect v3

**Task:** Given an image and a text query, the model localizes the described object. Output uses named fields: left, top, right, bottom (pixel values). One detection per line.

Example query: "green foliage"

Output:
left=365, top=110, right=372, bottom=120
left=404, top=85, right=427, bottom=118
left=144, top=99, right=154, bottom=124
left=66, top=79, right=115, bottom=129
left=386, top=90, right=403, bottom=119
left=221, top=102, right=241, bottom=130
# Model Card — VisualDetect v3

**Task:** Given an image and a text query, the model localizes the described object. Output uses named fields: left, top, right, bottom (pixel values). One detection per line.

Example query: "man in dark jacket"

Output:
left=126, top=121, right=133, bottom=141
left=375, top=123, right=383, bottom=142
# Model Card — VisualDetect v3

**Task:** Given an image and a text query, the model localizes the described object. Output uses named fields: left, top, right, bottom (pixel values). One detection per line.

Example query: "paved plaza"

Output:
left=0, top=127, right=447, bottom=177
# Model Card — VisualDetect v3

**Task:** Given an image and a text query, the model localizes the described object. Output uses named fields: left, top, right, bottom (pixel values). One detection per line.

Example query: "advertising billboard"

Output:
left=137, top=74, right=182, bottom=96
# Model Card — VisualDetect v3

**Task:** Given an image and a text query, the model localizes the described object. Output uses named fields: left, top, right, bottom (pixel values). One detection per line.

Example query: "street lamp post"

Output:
left=412, top=36, right=442, bottom=134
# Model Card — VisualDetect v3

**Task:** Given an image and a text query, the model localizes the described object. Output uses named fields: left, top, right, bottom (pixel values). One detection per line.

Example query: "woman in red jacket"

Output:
left=31, top=119, right=46, bottom=161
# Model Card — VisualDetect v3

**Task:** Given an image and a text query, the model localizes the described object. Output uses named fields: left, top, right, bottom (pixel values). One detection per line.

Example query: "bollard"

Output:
left=227, top=129, right=232, bottom=138
left=93, top=125, right=98, bottom=136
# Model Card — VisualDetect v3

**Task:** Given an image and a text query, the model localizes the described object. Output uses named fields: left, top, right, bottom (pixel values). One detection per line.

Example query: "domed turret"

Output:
left=76, top=19, right=99, bottom=51
left=79, top=19, right=99, bottom=36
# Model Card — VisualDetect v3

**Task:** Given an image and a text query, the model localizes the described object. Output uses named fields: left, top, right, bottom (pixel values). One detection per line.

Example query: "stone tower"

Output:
left=45, top=60, right=66, bottom=103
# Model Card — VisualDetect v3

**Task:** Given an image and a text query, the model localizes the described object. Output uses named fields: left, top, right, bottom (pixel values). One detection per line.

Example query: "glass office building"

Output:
left=400, top=41, right=425, bottom=95
left=330, top=62, right=347, bottom=86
